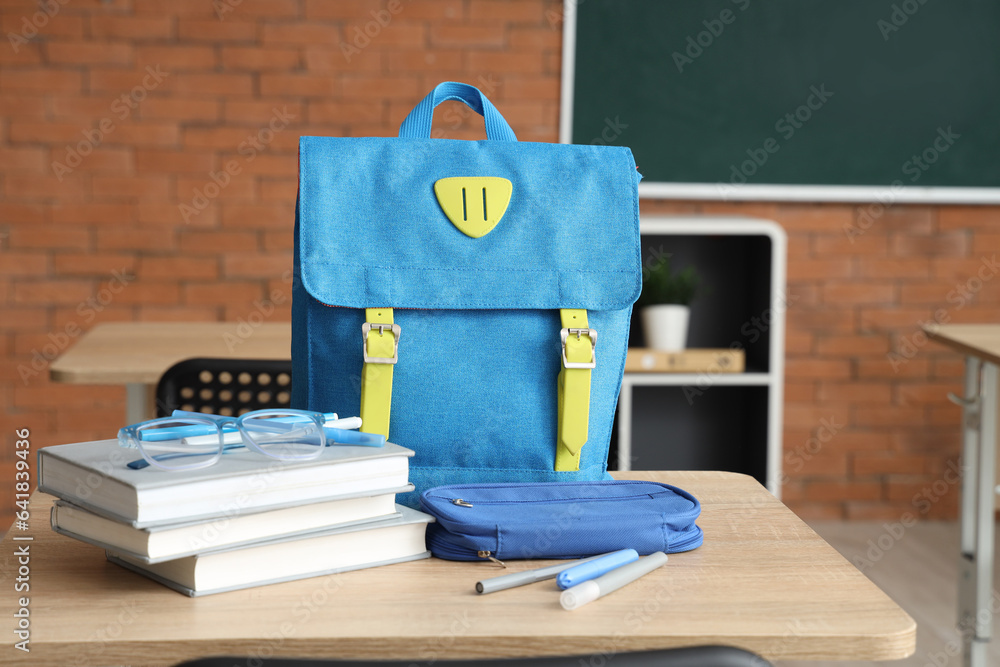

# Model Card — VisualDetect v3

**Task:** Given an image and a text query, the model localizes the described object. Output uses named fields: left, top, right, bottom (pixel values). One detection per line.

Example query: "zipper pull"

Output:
left=449, top=501, right=502, bottom=566
left=478, top=550, right=506, bottom=568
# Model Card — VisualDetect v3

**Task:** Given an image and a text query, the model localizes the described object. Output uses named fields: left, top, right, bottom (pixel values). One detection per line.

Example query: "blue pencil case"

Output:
left=419, top=480, right=703, bottom=561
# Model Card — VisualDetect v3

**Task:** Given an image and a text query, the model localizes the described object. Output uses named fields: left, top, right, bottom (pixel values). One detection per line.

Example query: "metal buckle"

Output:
left=361, top=323, right=401, bottom=365
left=560, top=327, right=597, bottom=369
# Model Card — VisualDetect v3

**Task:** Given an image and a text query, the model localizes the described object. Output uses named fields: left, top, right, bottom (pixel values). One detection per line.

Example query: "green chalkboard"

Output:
left=570, top=0, right=1000, bottom=192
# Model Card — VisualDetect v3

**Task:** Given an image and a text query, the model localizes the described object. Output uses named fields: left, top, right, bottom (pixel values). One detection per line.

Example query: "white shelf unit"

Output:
left=616, top=216, right=787, bottom=497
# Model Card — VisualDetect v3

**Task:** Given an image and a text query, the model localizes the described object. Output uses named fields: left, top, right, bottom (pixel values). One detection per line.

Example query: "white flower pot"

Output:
left=641, top=304, right=690, bottom=351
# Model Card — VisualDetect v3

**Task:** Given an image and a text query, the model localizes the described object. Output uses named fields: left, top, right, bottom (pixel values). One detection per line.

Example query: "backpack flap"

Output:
left=297, top=136, right=641, bottom=310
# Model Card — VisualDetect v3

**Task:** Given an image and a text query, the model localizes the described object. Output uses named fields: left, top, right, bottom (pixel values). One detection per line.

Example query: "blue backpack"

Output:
left=292, top=82, right=641, bottom=506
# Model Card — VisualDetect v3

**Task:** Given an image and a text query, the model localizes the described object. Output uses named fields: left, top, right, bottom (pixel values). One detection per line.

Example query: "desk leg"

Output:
left=125, top=383, right=154, bottom=424
left=617, top=379, right=633, bottom=472
left=960, top=358, right=996, bottom=667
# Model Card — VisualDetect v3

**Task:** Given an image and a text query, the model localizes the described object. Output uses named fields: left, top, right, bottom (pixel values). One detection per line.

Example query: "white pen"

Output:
left=560, top=551, right=669, bottom=610
left=182, top=416, right=364, bottom=446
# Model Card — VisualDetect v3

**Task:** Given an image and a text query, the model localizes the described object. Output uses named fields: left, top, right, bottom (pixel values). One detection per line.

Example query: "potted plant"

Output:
left=637, top=257, right=700, bottom=351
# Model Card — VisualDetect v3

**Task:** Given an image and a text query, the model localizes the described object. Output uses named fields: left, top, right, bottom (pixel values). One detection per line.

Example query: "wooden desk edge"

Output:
left=48, top=321, right=293, bottom=386
left=11, top=626, right=918, bottom=666
left=923, top=323, right=1000, bottom=367
left=48, top=366, right=138, bottom=385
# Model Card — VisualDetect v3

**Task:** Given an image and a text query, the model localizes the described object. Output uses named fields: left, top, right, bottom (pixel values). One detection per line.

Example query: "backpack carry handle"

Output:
left=398, top=81, right=518, bottom=142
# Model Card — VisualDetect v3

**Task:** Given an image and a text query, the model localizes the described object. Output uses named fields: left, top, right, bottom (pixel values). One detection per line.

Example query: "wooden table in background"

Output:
left=49, top=322, right=292, bottom=423
left=0, top=471, right=914, bottom=666
left=925, top=323, right=1000, bottom=667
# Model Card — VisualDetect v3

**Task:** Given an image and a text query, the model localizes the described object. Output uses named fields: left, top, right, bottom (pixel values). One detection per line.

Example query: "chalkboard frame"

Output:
left=557, top=1, right=1000, bottom=204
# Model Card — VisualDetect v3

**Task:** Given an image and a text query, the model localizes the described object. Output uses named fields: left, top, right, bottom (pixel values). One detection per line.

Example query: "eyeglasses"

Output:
left=117, top=409, right=384, bottom=471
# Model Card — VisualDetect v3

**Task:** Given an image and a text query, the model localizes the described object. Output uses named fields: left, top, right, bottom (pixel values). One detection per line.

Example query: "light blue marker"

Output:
left=556, top=548, right=639, bottom=590
left=561, top=552, right=670, bottom=610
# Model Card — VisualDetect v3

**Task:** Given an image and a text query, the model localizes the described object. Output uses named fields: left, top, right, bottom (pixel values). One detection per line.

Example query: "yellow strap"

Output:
left=359, top=308, right=396, bottom=438
left=556, top=308, right=594, bottom=471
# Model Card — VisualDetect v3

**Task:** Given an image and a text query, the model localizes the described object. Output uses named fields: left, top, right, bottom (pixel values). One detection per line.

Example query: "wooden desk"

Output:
left=0, top=471, right=914, bottom=666
left=925, top=323, right=1000, bottom=667
left=49, top=322, right=292, bottom=423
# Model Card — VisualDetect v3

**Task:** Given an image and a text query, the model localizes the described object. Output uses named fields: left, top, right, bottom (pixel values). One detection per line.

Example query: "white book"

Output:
left=107, top=505, right=433, bottom=596
left=51, top=484, right=411, bottom=562
left=38, top=439, right=413, bottom=528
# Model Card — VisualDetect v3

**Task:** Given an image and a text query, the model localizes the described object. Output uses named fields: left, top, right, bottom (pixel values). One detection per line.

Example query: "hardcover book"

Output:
left=107, top=505, right=433, bottom=596
left=38, top=439, right=413, bottom=527
left=51, top=484, right=412, bottom=562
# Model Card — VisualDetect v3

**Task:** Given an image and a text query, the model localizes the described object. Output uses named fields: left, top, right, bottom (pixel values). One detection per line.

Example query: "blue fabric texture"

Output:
left=419, top=481, right=704, bottom=560
left=292, top=82, right=641, bottom=507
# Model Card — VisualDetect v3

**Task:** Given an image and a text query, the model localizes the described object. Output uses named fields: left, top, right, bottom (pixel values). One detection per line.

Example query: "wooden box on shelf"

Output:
left=625, top=348, right=745, bottom=374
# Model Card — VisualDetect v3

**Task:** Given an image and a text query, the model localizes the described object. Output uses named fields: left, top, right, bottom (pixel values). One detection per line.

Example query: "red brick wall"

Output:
left=0, top=0, right=994, bottom=527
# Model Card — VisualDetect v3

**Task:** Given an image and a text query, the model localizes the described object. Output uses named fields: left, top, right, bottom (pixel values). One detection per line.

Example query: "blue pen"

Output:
left=173, top=417, right=385, bottom=447
left=123, top=414, right=385, bottom=469
left=322, top=427, right=385, bottom=447
left=138, top=411, right=341, bottom=442
left=556, top=548, right=639, bottom=590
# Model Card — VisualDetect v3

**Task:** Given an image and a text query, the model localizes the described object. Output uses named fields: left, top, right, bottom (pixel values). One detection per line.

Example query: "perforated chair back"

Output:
left=155, top=358, right=293, bottom=418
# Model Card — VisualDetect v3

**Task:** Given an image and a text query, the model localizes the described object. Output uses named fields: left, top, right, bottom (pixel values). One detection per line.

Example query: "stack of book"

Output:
left=38, top=439, right=432, bottom=596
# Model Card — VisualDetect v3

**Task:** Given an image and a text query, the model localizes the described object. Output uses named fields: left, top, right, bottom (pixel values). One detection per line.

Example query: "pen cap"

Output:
left=560, top=581, right=600, bottom=610
left=594, top=551, right=669, bottom=597
left=556, top=548, right=638, bottom=590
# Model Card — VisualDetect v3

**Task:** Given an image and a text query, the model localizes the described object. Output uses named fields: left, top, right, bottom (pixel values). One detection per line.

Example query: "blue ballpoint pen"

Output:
left=124, top=420, right=385, bottom=469
left=138, top=410, right=341, bottom=442
left=123, top=410, right=385, bottom=469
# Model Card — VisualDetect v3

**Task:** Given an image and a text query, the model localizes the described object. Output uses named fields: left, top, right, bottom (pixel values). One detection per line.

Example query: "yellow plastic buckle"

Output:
left=361, top=323, right=401, bottom=365
left=560, top=328, right=597, bottom=369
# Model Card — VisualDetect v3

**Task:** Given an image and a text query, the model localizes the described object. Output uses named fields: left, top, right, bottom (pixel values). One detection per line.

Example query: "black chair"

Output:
left=155, top=358, right=294, bottom=418
left=174, top=646, right=772, bottom=667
